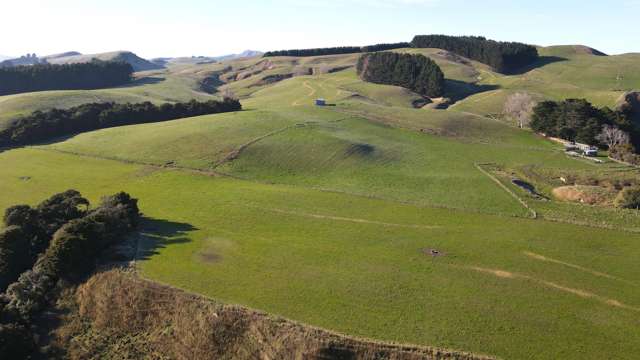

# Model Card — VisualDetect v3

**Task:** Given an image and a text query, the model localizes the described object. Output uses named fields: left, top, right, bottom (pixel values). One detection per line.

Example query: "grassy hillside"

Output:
left=2, top=44, right=640, bottom=359
left=46, top=102, right=590, bottom=217
left=4, top=44, right=638, bottom=129
left=0, top=67, right=217, bottom=129
left=45, top=50, right=163, bottom=71
left=451, top=46, right=640, bottom=119
left=1, top=149, right=640, bottom=360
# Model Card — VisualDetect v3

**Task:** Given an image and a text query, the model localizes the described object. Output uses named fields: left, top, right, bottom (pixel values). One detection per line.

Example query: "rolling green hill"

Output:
left=4, top=44, right=637, bottom=129
left=2, top=43, right=640, bottom=359
left=451, top=46, right=640, bottom=118
left=44, top=50, right=163, bottom=71
left=0, top=67, right=218, bottom=129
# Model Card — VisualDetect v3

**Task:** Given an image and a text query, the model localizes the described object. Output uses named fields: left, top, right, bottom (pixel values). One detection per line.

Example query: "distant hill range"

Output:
left=0, top=53, right=45, bottom=67
left=215, top=50, right=263, bottom=61
left=42, top=51, right=83, bottom=60
left=153, top=50, right=263, bottom=66
left=45, top=51, right=163, bottom=71
left=0, top=51, right=162, bottom=72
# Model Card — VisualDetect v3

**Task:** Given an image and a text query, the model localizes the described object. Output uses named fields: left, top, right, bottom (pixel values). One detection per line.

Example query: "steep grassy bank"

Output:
left=54, top=269, right=489, bottom=359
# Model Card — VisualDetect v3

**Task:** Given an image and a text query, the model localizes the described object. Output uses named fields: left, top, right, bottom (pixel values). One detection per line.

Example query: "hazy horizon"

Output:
left=2, top=0, right=639, bottom=59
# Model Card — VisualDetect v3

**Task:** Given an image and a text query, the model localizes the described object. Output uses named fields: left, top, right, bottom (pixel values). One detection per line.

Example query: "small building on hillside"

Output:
left=315, top=98, right=326, bottom=106
left=584, top=148, right=598, bottom=157
left=574, top=142, right=598, bottom=157
left=548, top=136, right=601, bottom=159
left=563, top=141, right=598, bottom=157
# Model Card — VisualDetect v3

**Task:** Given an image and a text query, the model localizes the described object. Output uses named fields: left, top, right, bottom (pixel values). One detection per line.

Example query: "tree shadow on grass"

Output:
left=118, top=76, right=166, bottom=88
left=135, top=217, right=198, bottom=261
left=445, top=79, right=500, bottom=103
left=506, top=56, right=568, bottom=75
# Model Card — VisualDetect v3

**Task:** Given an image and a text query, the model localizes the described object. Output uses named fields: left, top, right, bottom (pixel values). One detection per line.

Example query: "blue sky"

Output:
left=1, top=0, right=639, bottom=58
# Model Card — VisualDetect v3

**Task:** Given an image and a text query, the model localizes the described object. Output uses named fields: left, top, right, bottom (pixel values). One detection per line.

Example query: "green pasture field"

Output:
left=45, top=68, right=626, bottom=220
left=0, top=148, right=639, bottom=360
left=2, top=44, right=640, bottom=359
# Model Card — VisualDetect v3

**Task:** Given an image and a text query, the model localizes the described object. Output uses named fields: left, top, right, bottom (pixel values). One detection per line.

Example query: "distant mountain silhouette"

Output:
left=156, top=50, right=263, bottom=66
left=0, top=50, right=162, bottom=72
left=45, top=51, right=163, bottom=71
left=42, top=51, right=82, bottom=60
left=214, top=50, right=263, bottom=61
left=0, top=53, right=44, bottom=67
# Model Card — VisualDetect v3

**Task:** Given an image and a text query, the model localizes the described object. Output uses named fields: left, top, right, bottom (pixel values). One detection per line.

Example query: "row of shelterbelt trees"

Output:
left=0, top=98, right=242, bottom=148
left=0, top=60, right=134, bottom=96
left=410, top=35, right=539, bottom=73
left=264, top=35, right=539, bottom=73
left=263, top=43, right=411, bottom=58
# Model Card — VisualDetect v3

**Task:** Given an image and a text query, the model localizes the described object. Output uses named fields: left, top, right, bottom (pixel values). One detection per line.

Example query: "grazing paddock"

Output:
left=2, top=43, right=640, bottom=359
left=1, top=149, right=640, bottom=359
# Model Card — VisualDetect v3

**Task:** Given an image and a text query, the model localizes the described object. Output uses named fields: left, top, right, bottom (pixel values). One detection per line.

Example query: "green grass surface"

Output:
left=451, top=45, right=640, bottom=116
left=46, top=110, right=297, bottom=169
left=0, top=68, right=216, bottom=129
left=47, top=103, right=590, bottom=218
left=2, top=45, right=640, bottom=359
left=1, top=148, right=639, bottom=360
left=46, top=67, right=609, bottom=218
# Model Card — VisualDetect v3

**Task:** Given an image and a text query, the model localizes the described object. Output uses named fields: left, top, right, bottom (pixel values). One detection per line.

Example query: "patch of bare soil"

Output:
left=552, top=185, right=615, bottom=205
left=53, top=270, right=492, bottom=360
left=464, top=265, right=639, bottom=312
left=422, top=97, right=452, bottom=110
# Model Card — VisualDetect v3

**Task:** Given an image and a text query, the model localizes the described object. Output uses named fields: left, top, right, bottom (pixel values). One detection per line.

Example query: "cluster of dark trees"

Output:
left=263, top=42, right=410, bottom=57
left=264, top=35, right=538, bottom=73
left=0, top=191, right=140, bottom=357
left=530, top=99, right=640, bottom=161
left=361, top=42, right=411, bottom=53
left=411, top=35, right=539, bottom=73
left=0, top=60, right=134, bottom=96
left=264, top=46, right=361, bottom=57
left=0, top=98, right=242, bottom=148
left=357, top=52, right=444, bottom=98
left=0, top=191, right=89, bottom=291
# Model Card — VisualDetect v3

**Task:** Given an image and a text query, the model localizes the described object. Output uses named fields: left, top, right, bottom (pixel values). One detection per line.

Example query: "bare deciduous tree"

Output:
left=221, top=88, right=237, bottom=101
left=503, top=92, right=536, bottom=128
left=596, top=124, right=630, bottom=148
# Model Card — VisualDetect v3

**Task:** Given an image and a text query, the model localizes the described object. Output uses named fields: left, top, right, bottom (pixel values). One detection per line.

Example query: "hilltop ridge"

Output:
left=45, top=50, right=163, bottom=71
